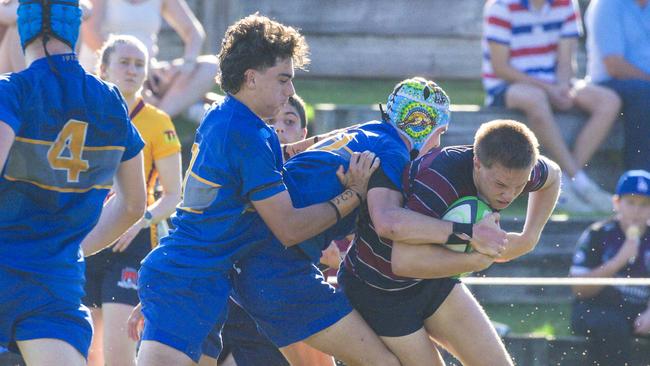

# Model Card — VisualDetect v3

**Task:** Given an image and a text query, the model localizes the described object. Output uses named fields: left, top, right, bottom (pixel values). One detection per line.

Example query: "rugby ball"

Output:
left=442, top=196, right=493, bottom=253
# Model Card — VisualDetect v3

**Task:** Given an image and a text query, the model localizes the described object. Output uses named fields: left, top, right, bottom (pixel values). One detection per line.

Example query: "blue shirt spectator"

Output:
left=586, top=0, right=650, bottom=83
left=585, top=0, right=650, bottom=171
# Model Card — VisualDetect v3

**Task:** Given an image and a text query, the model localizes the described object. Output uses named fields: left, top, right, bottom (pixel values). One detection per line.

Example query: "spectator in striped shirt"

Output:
left=339, top=119, right=561, bottom=366
left=482, top=0, right=621, bottom=214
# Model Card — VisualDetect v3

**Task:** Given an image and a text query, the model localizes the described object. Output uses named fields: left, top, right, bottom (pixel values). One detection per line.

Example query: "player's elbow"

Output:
left=273, top=227, right=302, bottom=247
left=373, top=217, right=400, bottom=241
left=124, top=198, right=147, bottom=223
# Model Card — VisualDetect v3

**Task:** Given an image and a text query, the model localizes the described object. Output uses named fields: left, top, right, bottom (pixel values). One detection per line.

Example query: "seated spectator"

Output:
left=482, top=0, right=621, bottom=213
left=570, top=170, right=650, bottom=366
left=585, top=0, right=650, bottom=172
left=79, top=0, right=218, bottom=119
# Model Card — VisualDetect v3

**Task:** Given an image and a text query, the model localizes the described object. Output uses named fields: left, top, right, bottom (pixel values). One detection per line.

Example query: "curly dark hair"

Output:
left=474, top=119, right=539, bottom=169
left=217, top=14, right=310, bottom=94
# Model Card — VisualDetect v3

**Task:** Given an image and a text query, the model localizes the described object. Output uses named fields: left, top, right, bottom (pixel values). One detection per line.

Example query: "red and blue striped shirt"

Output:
left=482, top=0, right=582, bottom=104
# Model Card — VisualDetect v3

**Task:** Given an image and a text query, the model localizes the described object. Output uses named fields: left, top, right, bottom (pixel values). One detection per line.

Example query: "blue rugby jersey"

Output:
left=344, top=145, right=549, bottom=291
left=0, top=54, right=144, bottom=282
left=142, top=96, right=286, bottom=276
left=284, top=120, right=410, bottom=261
left=304, top=121, right=410, bottom=189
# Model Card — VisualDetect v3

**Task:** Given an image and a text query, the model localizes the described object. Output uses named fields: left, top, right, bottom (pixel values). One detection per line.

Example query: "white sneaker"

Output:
left=556, top=183, right=594, bottom=214
left=574, top=179, right=613, bottom=213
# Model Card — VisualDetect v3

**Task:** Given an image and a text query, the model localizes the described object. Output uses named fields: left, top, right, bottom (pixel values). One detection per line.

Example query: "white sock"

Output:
left=572, top=171, right=594, bottom=190
left=561, top=173, right=574, bottom=189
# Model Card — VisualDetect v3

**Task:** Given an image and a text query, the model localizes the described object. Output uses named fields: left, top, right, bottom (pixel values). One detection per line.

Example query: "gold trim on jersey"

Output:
left=3, top=175, right=112, bottom=193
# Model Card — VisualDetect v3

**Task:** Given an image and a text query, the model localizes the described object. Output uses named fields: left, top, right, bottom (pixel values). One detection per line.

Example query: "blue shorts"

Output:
left=0, top=266, right=92, bottom=359
left=283, top=152, right=358, bottom=263
left=138, top=265, right=231, bottom=363
left=83, top=228, right=152, bottom=307
left=338, top=266, right=458, bottom=337
left=486, top=84, right=510, bottom=107
left=231, top=238, right=353, bottom=347
left=217, top=299, right=289, bottom=366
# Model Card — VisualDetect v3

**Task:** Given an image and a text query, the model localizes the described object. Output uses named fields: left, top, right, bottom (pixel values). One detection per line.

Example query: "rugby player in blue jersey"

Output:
left=135, top=14, right=399, bottom=366
left=0, top=1, right=146, bottom=365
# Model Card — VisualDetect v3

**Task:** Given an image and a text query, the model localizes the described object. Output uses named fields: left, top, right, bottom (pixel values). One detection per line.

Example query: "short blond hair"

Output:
left=474, top=119, right=539, bottom=169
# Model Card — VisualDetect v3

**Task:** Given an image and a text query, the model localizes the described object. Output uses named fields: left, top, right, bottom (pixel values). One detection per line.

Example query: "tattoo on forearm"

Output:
left=332, top=189, right=355, bottom=206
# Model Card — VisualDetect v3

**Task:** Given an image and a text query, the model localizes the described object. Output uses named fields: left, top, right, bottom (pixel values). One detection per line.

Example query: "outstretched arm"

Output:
left=111, top=152, right=182, bottom=252
left=282, top=124, right=361, bottom=160
left=254, top=151, right=379, bottom=247
left=81, top=152, right=146, bottom=255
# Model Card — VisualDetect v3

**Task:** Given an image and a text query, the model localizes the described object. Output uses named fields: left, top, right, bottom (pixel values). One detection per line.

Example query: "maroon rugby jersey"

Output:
left=343, top=145, right=549, bottom=291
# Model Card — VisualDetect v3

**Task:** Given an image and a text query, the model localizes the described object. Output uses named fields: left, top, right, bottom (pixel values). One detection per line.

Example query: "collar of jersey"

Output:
left=30, top=53, right=80, bottom=71
left=223, top=94, right=267, bottom=128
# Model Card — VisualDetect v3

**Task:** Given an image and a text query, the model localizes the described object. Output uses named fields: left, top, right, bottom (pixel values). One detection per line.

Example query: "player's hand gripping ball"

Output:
left=442, top=196, right=493, bottom=253
left=442, top=196, right=494, bottom=277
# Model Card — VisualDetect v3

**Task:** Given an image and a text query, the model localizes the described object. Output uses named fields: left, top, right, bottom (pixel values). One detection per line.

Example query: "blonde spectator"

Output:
left=84, top=34, right=182, bottom=366
left=80, top=0, right=218, bottom=119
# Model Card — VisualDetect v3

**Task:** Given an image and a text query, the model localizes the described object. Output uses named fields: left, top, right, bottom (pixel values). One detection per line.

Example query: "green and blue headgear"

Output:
left=17, top=0, right=81, bottom=50
left=382, top=77, right=451, bottom=155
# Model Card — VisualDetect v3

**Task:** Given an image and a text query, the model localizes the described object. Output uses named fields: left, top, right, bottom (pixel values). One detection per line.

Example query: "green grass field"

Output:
left=484, top=303, right=573, bottom=337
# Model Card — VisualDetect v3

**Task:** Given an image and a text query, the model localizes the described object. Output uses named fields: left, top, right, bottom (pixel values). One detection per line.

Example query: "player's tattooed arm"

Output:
left=253, top=151, right=379, bottom=247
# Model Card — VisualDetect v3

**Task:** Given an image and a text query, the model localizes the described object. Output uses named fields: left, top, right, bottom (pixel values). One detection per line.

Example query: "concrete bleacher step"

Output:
left=314, top=104, right=624, bottom=150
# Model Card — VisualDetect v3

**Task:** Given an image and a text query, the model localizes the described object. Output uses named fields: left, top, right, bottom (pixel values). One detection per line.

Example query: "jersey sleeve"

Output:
left=151, top=113, right=182, bottom=161
left=569, top=226, right=602, bottom=275
left=0, top=74, right=22, bottom=133
left=522, top=155, right=550, bottom=193
left=561, top=0, right=583, bottom=38
left=404, top=161, right=456, bottom=219
left=483, top=0, right=512, bottom=46
left=231, top=127, right=286, bottom=201
left=368, top=166, right=399, bottom=192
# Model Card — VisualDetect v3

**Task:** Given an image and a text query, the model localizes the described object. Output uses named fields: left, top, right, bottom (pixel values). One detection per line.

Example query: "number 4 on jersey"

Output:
left=47, top=120, right=90, bottom=183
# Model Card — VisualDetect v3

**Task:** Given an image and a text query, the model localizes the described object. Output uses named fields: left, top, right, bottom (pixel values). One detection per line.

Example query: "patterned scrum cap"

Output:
left=385, top=77, right=451, bottom=153
left=18, top=0, right=82, bottom=50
